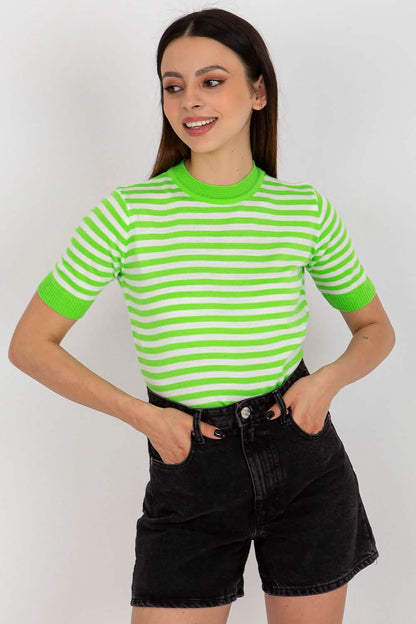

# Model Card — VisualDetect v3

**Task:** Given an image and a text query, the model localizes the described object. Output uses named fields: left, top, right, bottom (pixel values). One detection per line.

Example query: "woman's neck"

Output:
left=184, top=153, right=254, bottom=186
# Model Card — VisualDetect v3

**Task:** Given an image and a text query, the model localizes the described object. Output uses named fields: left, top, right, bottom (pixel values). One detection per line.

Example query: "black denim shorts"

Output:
left=130, top=358, right=379, bottom=608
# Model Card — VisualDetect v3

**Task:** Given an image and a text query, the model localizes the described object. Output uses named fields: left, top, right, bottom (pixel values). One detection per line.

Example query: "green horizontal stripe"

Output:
left=132, top=330, right=307, bottom=354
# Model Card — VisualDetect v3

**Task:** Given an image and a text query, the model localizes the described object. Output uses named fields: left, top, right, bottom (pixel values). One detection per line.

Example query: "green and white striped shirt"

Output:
left=37, top=159, right=376, bottom=408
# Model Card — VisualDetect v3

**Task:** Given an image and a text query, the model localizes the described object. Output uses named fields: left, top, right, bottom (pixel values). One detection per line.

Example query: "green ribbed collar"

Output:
left=166, top=159, right=265, bottom=204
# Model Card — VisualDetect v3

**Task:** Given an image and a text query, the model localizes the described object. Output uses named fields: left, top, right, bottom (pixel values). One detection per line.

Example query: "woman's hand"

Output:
left=267, top=370, right=339, bottom=435
left=144, top=406, right=225, bottom=465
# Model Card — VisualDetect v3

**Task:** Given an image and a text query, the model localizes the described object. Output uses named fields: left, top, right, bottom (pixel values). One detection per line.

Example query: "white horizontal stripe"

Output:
left=51, top=267, right=96, bottom=301
left=126, top=198, right=320, bottom=214
left=128, top=309, right=309, bottom=336
left=128, top=308, right=304, bottom=324
left=126, top=299, right=302, bottom=313
left=126, top=234, right=318, bottom=249
left=128, top=216, right=320, bottom=230
left=313, top=271, right=367, bottom=293
left=124, top=262, right=306, bottom=285
left=131, top=321, right=307, bottom=348
left=125, top=290, right=304, bottom=306
left=137, top=340, right=304, bottom=365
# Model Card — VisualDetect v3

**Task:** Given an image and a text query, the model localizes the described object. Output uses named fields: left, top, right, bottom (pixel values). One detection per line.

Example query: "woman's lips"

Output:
left=183, top=118, right=218, bottom=136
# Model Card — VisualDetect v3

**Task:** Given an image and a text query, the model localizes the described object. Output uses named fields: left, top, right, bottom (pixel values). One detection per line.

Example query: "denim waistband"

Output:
left=146, top=358, right=310, bottom=431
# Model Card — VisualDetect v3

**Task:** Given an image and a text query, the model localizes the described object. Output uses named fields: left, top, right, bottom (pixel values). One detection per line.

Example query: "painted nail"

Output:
left=214, top=429, right=225, bottom=438
left=265, top=411, right=275, bottom=419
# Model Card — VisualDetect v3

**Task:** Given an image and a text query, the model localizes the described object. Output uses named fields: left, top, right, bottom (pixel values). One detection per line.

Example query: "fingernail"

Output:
left=214, top=429, right=225, bottom=438
left=265, top=411, right=275, bottom=419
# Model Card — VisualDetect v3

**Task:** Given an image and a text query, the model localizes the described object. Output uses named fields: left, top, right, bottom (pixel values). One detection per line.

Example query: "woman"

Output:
left=9, top=8, right=395, bottom=624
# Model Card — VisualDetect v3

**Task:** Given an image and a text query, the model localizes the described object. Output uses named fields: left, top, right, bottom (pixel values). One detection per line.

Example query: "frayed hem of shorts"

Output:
left=262, top=549, right=379, bottom=597
left=130, top=590, right=244, bottom=608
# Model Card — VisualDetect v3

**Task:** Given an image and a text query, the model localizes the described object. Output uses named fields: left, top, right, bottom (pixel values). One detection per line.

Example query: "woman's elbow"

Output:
left=379, top=318, right=396, bottom=357
left=8, top=332, right=32, bottom=370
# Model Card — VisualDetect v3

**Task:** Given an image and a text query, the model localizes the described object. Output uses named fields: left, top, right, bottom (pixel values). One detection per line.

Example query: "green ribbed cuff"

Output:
left=321, top=276, right=376, bottom=311
left=37, top=271, right=94, bottom=319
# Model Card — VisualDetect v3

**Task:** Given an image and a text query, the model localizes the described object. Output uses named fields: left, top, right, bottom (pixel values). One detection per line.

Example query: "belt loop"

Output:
left=192, top=409, right=205, bottom=444
left=272, top=390, right=289, bottom=423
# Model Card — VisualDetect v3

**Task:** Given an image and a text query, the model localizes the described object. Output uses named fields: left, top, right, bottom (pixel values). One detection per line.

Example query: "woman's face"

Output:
left=160, top=36, right=265, bottom=156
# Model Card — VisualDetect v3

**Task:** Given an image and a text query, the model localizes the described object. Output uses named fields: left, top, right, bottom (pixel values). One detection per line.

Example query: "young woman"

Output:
left=9, top=8, right=395, bottom=624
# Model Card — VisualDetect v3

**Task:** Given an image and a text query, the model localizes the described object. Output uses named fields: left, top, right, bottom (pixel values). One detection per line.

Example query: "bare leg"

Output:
left=131, top=602, right=233, bottom=624
left=264, top=583, right=348, bottom=624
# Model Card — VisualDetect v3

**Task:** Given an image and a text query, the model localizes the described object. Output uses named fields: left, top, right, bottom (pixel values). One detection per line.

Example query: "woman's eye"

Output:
left=163, top=79, right=223, bottom=94
left=163, top=85, right=180, bottom=94
left=204, top=79, right=222, bottom=88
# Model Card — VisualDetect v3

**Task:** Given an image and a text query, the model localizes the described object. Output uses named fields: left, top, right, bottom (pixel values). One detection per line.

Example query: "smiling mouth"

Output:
left=183, top=117, right=218, bottom=128
left=182, top=118, right=219, bottom=137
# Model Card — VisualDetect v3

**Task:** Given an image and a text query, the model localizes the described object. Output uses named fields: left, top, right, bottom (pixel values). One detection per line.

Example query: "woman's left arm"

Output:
left=273, top=294, right=396, bottom=433
left=315, top=293, right=396, bottom=394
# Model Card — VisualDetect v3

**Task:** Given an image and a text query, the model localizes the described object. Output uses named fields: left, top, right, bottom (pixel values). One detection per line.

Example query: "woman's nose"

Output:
left=182, top=87, right=204, bottom=109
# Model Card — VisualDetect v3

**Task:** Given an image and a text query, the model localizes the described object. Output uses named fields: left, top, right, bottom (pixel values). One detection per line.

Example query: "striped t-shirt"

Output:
left=37, top=159, right=376, bottom=408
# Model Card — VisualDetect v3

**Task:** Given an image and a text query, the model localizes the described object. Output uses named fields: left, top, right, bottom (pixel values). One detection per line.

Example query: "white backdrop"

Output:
left=2, top=1, right=415, bottom=622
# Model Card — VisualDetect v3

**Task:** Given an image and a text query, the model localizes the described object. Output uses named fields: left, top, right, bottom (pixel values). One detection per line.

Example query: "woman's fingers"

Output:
left=265, top=405, right=287, bottom=420
left=199, top=421, right=226, bottom=439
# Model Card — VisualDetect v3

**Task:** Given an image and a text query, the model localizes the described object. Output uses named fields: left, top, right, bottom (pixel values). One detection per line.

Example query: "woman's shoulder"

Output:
left=114, top=168, right=174, bottom=194
left=109, top=169, right=178, bottom=213
left=262, top=171, right=316, bottom=193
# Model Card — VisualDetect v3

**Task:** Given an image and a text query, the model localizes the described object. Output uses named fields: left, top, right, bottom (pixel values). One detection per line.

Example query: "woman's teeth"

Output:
left=184, top=118, right=217, bottom=128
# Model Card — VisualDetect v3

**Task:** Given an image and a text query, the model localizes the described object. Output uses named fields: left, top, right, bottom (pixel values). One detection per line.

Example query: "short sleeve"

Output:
left=37, top=189, right=130, bottom=319
left=306, top=187, right=376, bottom=311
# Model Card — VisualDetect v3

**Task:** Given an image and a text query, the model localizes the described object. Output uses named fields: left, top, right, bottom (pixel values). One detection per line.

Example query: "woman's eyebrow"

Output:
left=162, top=65, right=230, bottom=79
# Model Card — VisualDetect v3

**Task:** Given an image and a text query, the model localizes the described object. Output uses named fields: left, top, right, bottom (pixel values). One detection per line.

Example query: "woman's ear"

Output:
left=253, top=74, right=267, bottom=110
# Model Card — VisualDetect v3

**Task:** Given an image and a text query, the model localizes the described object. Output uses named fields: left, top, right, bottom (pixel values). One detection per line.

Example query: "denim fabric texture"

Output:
left=130, top=359, right=379, bottom=608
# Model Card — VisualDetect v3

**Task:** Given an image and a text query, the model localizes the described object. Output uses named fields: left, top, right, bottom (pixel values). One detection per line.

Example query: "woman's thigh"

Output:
left=131, top=603, right=233, bottom=624
left=264, top=584, right=348, bottom=624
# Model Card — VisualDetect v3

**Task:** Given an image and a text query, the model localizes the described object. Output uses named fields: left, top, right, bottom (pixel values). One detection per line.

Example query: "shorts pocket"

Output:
left=147, top=430, right=197, bottom=470
left=287, top=407, right=332, bottom=440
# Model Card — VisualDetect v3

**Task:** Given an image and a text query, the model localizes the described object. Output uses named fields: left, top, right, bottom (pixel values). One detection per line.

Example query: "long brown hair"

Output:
left=148, top=8, right=279, bottom=180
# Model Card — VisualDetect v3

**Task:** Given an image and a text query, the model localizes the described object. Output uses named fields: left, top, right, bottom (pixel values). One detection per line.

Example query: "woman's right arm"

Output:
left=8, top=291, right=163, bottom=435
left=9, top=291, right=225, bottom=463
